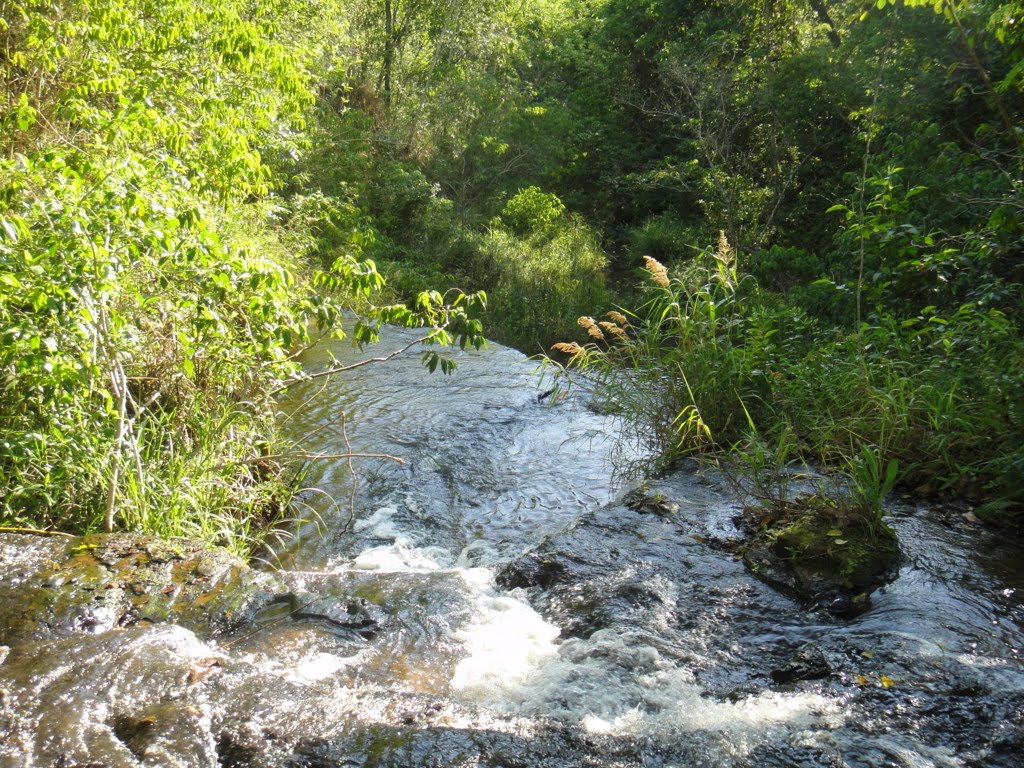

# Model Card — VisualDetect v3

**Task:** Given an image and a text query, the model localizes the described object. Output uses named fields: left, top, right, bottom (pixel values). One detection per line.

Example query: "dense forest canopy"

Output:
left=2, top=0, right=1022, bottom=546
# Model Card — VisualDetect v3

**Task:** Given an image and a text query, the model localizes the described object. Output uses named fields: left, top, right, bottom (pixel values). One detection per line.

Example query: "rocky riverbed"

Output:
left=2, top=329, right=1022, bottom=767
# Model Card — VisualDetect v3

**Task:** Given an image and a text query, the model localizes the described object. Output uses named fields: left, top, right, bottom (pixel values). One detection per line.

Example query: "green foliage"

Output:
left=555, top=233, right=1024, bottom=516
left=341, top=0, right=1023, bottom=522
left=0, top=0, right=486, bottom=551
left=1, top=0, right=308, bottom=542
left=627, top=215, right=701, bottom=265
left=368, top=192, right=609, bottom=352
left=8, top=0, right=1023, bottom=545
left=497, top=187, right=567, bottom=237
left=554, top=235, right=771, bottom=460
left=479, top=218, right=608, bottom=351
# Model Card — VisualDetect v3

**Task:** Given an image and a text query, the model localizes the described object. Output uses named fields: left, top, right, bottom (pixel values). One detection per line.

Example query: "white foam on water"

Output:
left=456, top=539, right=502, bottom=568
left=350, top=538, right=453, bottom=572
left=450, top=577, right=561, bottom=698
left=458, top=564, right=496, bottom=591
left=345, top=505, right=455, bottom=572
left=482, top=627, right=840, bottom=752
left=353, top=506, right=403, bottom=539
left=287, top=652, right=359, bottom=683
left=333, top=501, right=565, bottom=703
left=336, top=499, right=836, bottom=755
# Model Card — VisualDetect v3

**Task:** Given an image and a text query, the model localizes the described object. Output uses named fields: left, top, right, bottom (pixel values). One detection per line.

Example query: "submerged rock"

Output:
left=622, top=486, right=680, bottom=517
left=496, top=554, right=567, bottom=592
left=769, top=643, right=832, bottom=685
left=275, top=591, right=386, bottom=637
left=0, top=533, right=285, bottom=645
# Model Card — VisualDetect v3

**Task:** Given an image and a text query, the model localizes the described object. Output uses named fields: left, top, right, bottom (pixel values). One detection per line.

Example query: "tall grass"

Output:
left=551, top=233, right=1024, bottom=520
left=375, top=191, right=610, bottom=353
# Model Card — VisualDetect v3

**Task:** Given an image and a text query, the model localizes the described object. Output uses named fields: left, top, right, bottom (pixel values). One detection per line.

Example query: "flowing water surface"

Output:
left=1, top=328, right=1021, bottom=767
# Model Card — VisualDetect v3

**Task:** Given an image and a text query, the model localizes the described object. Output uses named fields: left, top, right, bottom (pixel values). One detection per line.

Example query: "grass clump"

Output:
left=550, top=228, right=1023, bottom=576
left=375, top=184, right=609, bottom=353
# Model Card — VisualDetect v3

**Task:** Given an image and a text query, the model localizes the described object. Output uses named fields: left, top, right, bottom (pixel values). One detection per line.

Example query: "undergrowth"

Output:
left=551, top=232, right=1024, bottom=524
left=0, top=0, right=486, bottom=556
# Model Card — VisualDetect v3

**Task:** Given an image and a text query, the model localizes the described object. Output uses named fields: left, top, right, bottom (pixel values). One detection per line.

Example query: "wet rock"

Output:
left=745, top=743, right=844, bottom=767
left=279, top=591, right=386, bottom=637
left=0, top=624, right=227, bottom=767
left=496, top=554, right=566, bottom=591
left=500, top=472, right=800, bottom=693
left=543, top=567, right=675, bottom=639
left=52, top=758, right=110, bottom=768
left=0, top=533, right=285, bottom=645
left=623, top=486, right=680, bottom=516
left=218, top=730, right=271, bottom=768
left=738, top=501, right=900, bottom=614
left=113, top=702, right=218, bottom=763
left=769, top=644, right=832, bottom=685
left=284, top=721, right=625, bottom=768
left=990, top=717, right=1024, bottom=762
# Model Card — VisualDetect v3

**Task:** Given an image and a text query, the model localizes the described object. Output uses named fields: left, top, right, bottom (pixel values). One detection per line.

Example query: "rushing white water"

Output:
left=2, top=326, right=1022, bottom=768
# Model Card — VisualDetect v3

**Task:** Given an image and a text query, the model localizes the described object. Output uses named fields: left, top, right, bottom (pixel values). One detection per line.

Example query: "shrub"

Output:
left=498, top=186, right=567, bottom=238
left=627, top=214, right=700, bottom=264
left=552, top=231, right=1024, bottom=519
left=0, top=0, right=488, bottom=551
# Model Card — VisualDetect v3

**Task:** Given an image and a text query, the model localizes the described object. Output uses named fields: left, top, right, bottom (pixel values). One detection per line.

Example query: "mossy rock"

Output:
left=740, top=494, right=900, bottom=615
left=0, top=533, right=285, bottom=646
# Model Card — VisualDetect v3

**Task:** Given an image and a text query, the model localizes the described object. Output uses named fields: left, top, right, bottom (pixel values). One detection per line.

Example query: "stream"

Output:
left=1, top=328, right=1022, bottom=767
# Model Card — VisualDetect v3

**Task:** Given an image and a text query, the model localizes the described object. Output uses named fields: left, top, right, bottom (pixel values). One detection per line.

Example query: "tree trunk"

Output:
left=382, top=0, right=395, bottom=108
left=808, top=0, right=841, bottom=48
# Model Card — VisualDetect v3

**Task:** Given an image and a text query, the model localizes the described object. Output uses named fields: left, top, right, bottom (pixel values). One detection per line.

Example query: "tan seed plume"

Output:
left=598, top=321, right=627, bottom=341
left=551, top=342, right=583, bottom=356
left=716, top=230, right=734, bottom=267
left=642, top=256, right=670, bottom=287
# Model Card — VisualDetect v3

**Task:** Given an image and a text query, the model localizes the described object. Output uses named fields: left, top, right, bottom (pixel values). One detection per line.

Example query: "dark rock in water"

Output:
left=623, top=486, right=680, bottom=516
left=282, top=720, right=634, bottom=768
left=51, top=758, right=110, bottom=768
left=538, top=565, right=675, bottom=640
left=496, top=553, right=567, bottom=592
left=745, top=743, right=844, bottom=768
left=0, top=533, right=284, bottom=645
left=742, top=545, right=878, bottom=617
left=277, top=591, right=386, bottom=637
left=499, top=472, right=802, bottom=688
left=769, top=643, right=832, bottom=685
left=737, top=498, right=900, bottom=614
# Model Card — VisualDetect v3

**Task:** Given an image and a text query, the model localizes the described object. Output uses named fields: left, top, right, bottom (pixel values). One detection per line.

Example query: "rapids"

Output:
left=0, top=328, right=1021, bottom=767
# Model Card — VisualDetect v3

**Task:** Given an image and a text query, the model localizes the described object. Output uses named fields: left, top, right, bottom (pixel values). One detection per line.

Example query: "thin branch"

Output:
left=340, top=411, right=359, bottom=532
left=278, top=377, right=335, bottom=427
left=220, top=451, right=405, bottom=469
left=0, top=527, right=76, bottom=538
left=269, top=329, right=439, bottom=396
